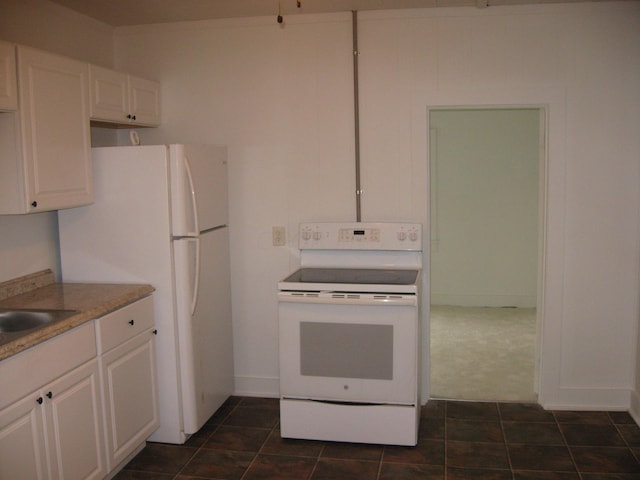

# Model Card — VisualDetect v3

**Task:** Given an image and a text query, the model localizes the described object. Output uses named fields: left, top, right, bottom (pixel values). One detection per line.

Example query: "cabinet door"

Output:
left=128, top=76, right=160, bottom=126
left=101, top=330, right=159, bottom=469
left=44, top=359, right=106, bottom=480
left=17, top=46, right=92, bottom=212
left=88, top=65, right=128, bottom=123
left=0, top=392, right=48, bottom=480
left=0, top=41, right=17, bottom=111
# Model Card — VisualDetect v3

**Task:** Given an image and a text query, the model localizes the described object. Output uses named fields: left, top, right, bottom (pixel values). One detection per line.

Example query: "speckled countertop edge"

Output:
left=0, top=270, right=154, bottom=361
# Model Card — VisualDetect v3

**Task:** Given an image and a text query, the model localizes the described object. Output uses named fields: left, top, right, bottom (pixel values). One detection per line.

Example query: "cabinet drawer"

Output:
left=96, top=296, right=154, bottom=354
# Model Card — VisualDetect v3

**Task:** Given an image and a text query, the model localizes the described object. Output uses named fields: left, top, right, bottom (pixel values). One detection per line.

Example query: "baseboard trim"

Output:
left=630, top=389, right=640, bottom=424
left=541, top=387, right=630, bottom=411
left=430, top=294, right=536, bottom=308
left=234, top=375, right=280, bottom=398
left=233, top=378, right=639, bottom=420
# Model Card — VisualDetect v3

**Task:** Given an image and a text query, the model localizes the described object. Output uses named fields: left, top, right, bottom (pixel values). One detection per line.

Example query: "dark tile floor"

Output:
left=114, top=397, right=640, bottom=479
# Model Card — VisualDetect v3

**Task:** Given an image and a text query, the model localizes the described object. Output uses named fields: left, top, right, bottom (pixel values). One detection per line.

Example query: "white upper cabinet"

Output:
left=0, top=43, right=161, bottom=214
left=89, top=64, right=160, bottom=126
left=88, top=66, right=128, bottom=123
left=0, top=41, right=17, bottom=111
left=0, top=45, right=92, bottom=214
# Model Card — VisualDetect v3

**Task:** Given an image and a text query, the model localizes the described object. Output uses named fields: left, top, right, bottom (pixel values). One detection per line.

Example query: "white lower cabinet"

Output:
left=0, top=389, right=48, bottom=479
left=44, top=359, right=106, bottom=480
left=0, top=350, right=106, bottom=480
left=100, top=331, right=158, bottom=470
left=96, top=296, right=159, bottom=472
left=0, top=295, right=159, bottom=479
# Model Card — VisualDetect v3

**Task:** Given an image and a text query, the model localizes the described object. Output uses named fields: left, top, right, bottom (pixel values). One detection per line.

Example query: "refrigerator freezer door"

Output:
left=173, top=227, right=234, bottom=434
left=170, top=144, right=228, bottom=236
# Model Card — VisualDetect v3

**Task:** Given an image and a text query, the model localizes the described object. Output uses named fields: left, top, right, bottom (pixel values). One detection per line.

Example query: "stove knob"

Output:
left=398, top=231, right=407, bottom=241
left=302, top=230, right=312, bottom=241
left=313, top=231, right=322, bottom=241
left=409, top=231, right=418, bottom=242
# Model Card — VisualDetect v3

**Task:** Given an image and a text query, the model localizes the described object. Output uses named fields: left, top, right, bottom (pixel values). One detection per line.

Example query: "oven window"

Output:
left=300, top=322, right=393, bottom=380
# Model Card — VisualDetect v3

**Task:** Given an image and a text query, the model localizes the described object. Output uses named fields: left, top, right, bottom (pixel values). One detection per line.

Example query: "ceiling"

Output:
left=48, top=0, right=613, bottom=26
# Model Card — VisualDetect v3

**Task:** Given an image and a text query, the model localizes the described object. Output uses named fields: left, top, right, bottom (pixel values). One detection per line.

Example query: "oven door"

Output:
left=278, top=292, right=418, bottom=405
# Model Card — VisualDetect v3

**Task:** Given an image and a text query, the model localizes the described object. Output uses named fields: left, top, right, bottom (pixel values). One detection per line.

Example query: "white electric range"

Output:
left=277, top=222, right=422, bottom=446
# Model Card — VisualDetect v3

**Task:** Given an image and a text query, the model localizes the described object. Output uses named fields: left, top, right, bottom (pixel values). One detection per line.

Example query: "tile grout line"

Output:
left=239, top=399, right=276, bottom=480
left=443, top=400, right=448, bottom=479
left=553, top=410, right=584, bottom=480
left=497, top=402, right=517, bottom=480
left=376, top=445, right=385, bottom=480
left=172, top=421, right=218, bottom=479
left=307, top=441, right=325, bottom=480
left=610, top=411, right=640, bottom=465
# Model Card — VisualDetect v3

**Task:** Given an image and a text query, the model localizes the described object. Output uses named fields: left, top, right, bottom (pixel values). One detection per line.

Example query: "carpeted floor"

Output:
left=430, top=305, right=537, bottom=403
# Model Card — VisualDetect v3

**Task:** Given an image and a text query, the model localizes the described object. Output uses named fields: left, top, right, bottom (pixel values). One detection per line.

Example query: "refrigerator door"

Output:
left=173, top=227, right=234, bottom=434
left=170, top=144, right=228, bottom=236
left=59, top=145, right=186, bottom=444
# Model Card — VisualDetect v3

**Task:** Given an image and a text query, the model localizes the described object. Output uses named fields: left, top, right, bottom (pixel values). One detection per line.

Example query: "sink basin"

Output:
left=0, top=308, right=79, bottom=334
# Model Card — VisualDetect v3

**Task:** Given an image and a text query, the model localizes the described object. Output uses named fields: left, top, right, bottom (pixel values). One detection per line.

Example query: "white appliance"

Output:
left=58, top=144, right=234, bottom=444
left=278, top=222, right=422, bottom=446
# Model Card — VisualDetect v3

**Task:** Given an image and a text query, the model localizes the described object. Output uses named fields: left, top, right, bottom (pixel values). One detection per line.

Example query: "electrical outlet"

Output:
left=272, top=226, right=286, bottom=246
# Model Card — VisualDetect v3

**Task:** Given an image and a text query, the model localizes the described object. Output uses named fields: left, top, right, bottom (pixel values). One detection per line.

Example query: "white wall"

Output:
left=114, top=2, right=640, bottom=409
left=0, top=213, right=59, bottom=282
left=0, top=0, right=114, bottom=283
left=357, top=3, right=640, bottom=409
left=114, top=14, right=357, bottom=395
left=429, top=108, right=540, bottom=308
left=0, top=1, right=638, bottom=411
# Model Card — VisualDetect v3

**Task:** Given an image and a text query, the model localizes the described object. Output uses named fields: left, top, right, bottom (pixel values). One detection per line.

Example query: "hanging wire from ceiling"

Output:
left=277, top=0, right=302, bottom=24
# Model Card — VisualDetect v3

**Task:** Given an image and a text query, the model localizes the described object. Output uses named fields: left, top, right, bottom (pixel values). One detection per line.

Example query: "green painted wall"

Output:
left=430, top=109, right=540, bottom=307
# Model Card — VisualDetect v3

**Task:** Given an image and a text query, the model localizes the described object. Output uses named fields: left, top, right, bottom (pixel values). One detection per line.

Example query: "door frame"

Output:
left=423, top=103, right=550, bottom=403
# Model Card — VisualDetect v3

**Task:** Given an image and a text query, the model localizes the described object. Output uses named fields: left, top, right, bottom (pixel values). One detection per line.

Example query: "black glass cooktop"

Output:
left=282, top=268, right=419, bottom=286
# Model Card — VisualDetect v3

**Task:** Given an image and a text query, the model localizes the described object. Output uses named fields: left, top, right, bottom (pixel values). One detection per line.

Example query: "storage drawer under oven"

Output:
left=278, top=299, right=419, bottom=405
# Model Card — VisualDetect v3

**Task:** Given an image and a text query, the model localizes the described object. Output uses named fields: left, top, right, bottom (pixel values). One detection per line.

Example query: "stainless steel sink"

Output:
left=0, top=308, right=79, bottom=334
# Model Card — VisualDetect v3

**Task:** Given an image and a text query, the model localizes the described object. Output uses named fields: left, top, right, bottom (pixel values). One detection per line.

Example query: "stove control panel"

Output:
left=338, top=227, right=380, bottom=243
left=299, top=222, right=422, bottom=251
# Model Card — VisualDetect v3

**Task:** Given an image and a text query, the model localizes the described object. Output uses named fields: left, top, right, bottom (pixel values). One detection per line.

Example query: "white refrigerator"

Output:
left=58, top=144, right=234, bottom=444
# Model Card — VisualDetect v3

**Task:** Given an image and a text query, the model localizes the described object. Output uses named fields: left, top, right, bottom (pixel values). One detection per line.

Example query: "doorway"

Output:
left=428, top=108, right=543, bottom=402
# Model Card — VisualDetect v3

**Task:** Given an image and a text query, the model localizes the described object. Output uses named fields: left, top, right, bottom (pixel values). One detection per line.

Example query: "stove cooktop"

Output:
left=284, top=268, right=418, bottom=285
left=279, top=267, right=420, bottom=294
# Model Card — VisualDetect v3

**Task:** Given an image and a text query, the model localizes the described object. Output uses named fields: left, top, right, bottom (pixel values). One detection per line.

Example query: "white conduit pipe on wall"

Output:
left=352, top=10, right=362, bottom=222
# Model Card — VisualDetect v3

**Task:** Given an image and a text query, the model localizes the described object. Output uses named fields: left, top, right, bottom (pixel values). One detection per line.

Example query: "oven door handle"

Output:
left=277, top=291, right=417, bottom=306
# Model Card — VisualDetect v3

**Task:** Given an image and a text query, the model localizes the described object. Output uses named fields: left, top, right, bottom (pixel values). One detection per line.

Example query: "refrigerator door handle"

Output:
left=184, top=155, right=200, bottom=236
left=191, top=237, right=201, bottom=315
